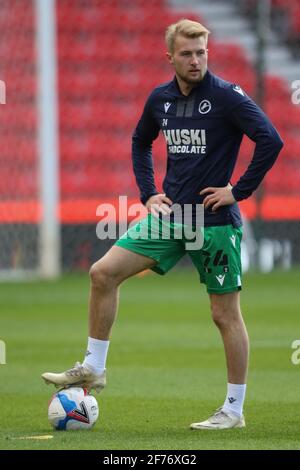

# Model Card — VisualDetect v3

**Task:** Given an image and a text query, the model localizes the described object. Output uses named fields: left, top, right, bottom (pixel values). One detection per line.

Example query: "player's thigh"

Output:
left=116, top=214, right=186, bottom=276
left=91, top=245, right=157, bottom=284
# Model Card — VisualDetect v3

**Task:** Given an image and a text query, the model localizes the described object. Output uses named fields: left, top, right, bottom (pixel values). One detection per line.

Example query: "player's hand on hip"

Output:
left=146, top=194, right=173, bottom=218
left=200, top=184, right=236, bottom=211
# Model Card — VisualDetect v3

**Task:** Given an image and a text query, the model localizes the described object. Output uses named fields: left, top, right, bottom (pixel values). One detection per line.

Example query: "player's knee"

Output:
left=210, top=303, right=231, bottom=329
left=89, top=261, right=116, bottom=289
left=210, top=301, right=241, bottom=330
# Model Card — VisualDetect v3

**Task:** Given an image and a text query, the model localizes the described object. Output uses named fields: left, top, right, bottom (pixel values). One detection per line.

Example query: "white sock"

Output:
left=82, top=337, right=110, bottom=375
left=222, top=383, right=247, bottom=418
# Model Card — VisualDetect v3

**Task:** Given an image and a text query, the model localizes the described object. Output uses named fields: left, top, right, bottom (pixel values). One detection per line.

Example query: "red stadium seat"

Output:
left=0, top=166, right=37, bottom=198
left=0, top=34, right=36, bottom=62
left=264, top=163, right=300, bottom=194
left=266, top=100, right=300, bottom=130
left=59, top=101, right=140, bottom=132
left=61, top=166, right=135, bottom=198
left=0, top=105, right=37, bottom=132
left=0, top=5, right=34, bottom=32
left=279, top=135, right=300, bottom=162
left=60, top=133, right=132, bottom=164
left=0, top=136, right=37, bottom=164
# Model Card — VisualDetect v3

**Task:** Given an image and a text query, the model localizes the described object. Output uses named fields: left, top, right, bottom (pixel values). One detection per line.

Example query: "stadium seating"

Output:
left=1, top=0, right=300, bottom=219
left=259, top=0, right=300, bottom=51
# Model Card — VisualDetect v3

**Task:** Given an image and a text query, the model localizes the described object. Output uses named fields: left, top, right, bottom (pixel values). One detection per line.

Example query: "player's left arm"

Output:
left=201, top=94, right=284, bottom=211
left=228, top=98, right=284, bottom=202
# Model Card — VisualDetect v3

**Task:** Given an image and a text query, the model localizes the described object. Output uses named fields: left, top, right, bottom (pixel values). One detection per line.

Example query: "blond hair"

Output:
left=165, top=18, right=210, bottom=54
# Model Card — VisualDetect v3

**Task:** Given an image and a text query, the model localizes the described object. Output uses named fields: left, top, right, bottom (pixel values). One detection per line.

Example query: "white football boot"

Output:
left=42, top=362, right=106, bottom=393
left=190, top=408, right=245, bottom=430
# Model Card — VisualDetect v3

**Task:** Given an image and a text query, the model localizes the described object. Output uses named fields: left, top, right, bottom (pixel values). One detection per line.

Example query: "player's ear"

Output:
left=166, top=52, right=174, bottom=64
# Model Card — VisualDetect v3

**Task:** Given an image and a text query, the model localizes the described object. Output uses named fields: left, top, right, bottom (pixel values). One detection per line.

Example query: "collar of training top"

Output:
left=164, top=69, right=212, bottom=98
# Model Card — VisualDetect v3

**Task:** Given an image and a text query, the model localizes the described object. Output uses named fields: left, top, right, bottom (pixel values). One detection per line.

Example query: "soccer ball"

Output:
left=48, top=387, right=99, bottom=430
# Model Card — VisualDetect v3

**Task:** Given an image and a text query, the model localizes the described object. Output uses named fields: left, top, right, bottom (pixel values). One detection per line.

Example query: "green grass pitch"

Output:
left=0, top=268, right=300, bottom=450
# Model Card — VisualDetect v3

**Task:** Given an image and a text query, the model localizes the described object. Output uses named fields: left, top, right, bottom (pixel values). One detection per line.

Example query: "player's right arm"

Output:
left=132, top=93, right=163, bottom=207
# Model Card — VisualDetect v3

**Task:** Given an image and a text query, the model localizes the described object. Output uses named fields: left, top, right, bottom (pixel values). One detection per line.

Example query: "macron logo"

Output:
left=228, top=397, right=237, bottom=404
left=216, top=274, right=225, bottom=286
left=233, top=85, right=244, bottom=96
left=164, top=102, right=171, bottom=113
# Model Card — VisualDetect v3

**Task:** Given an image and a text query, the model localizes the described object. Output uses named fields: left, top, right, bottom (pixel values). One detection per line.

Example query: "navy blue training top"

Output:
left=132, top=70, right=283, bottom=227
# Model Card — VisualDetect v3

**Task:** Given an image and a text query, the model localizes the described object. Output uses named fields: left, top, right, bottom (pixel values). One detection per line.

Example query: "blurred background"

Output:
left=0, top=0, right=300, bottom=279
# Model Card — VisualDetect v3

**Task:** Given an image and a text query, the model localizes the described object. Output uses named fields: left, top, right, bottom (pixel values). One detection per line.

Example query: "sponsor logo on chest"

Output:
left=162, top=129, right=207, bottom=155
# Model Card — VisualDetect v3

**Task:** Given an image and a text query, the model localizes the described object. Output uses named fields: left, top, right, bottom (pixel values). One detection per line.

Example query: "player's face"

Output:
left=167, top=35, right=208, bottom=85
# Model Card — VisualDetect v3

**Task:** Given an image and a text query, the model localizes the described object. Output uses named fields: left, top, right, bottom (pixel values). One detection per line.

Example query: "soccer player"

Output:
left=42, top=19, right=283, bottom=429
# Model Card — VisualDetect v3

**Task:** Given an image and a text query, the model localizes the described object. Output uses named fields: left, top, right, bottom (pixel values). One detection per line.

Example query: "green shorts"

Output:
left=116, top=214, right=243, bottom=294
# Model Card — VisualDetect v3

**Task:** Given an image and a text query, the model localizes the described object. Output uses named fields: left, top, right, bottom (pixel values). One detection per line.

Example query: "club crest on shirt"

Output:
left=198, top=99, right=211, bottom=114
